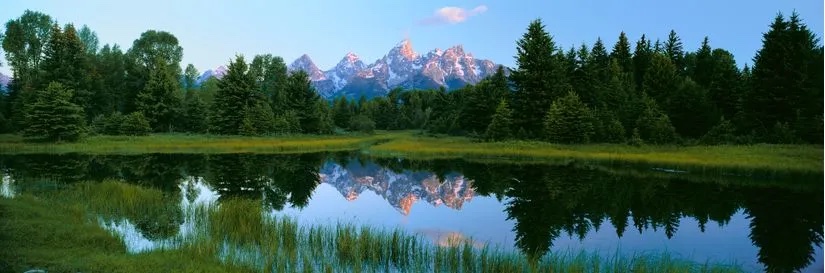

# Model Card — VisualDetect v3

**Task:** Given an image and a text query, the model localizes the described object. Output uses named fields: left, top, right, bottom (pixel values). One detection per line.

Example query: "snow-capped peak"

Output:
left=391, top=39, right=418, bottom=61
left=344, top=52, right=359, bottom=62
left=289, top=54, right=327, bottom=81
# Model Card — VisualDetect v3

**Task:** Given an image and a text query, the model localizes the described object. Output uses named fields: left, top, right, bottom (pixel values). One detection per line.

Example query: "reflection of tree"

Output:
left=206, top=153, right=325, bottom=210
left=745, top=187, right=823, bottom=273
left=1, top=154, right=89, bottom=187
left=456, top=159, right=821, bottom=272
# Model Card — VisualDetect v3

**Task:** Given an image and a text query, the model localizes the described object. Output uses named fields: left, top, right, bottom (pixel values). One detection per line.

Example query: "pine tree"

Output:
left=510, top=19, right=570, bottom=138
left=181, top=90, right=208, bottom=133
left=634, top=94, right=676, bottom=144
left=211, top=55, right=256, bottom=135
left=332, top=96, right=353, bottom=129
left=610, top=32, right=633, bottom=73
left=544, top=91, right=594, bottom=143
left=664, top=30, right=685, bottom=73
left=746, top=12, right=822, bottom=143
left=136, top=58, right=182, bottom=132
left=22, top=82, right=86, bottom=142
left=690, top=37, right=714, bottom=88
left=632, top=34, right=653, bottom=93
left=284, top=70, right=324, bottom=133
left=184, top=64, right=199, bottom=91
left=485, top=99, right=513, bottom=142
left=121, top=111, right=151, bottom=136
left=708, top=49, right=743, bottom=120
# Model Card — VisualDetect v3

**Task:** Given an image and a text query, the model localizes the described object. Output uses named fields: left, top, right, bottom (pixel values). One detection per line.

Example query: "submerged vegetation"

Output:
left=0, top=179, right=747, bottom=273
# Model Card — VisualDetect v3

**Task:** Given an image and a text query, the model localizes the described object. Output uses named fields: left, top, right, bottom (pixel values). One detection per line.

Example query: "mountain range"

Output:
left=198, top=39, right=503, bottom=99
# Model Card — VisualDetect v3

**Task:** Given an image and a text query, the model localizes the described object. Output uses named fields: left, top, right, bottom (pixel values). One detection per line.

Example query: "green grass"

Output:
left=2, top=131, right=818, bottom=174
left=1, top=180, right=748, bottom=273
left=365, top=134, right=823, bottom=174
left=0, top=132, right=399, bottom=155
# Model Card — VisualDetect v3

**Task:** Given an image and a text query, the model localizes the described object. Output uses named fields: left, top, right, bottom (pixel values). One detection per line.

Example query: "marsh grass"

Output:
left=366, top=135, right=823, bottom=174
left=2, top=179, right=748, bottom=273
left=0, top=132, right=399, bottom=155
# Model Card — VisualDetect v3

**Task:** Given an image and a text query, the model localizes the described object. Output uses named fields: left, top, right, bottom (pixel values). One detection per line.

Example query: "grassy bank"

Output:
left=365, top=134, right=823, bottom=174
left=0, top=131, right=820, bottom=173
left=0, top=180, right=746, bottom=273
left=0, top=132, right=397, bottom=155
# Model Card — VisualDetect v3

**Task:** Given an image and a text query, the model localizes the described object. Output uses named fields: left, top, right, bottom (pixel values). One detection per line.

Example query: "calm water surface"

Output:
left=0, top=153, right=821, bottom=272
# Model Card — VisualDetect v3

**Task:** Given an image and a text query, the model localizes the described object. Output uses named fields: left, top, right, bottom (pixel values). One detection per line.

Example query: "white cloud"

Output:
left=420, top=5, right=488, bottom=25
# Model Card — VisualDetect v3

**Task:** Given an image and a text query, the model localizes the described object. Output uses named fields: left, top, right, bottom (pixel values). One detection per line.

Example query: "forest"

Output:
left=0, top=10, right=821, bottom=145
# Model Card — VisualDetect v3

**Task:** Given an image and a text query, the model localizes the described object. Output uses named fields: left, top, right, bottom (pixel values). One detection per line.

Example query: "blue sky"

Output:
left=0, top=0, right=822, bottom=75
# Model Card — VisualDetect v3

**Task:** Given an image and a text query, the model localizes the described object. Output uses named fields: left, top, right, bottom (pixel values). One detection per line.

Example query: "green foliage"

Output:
left=699, top=117, right=737, bottom=145
left=22, top=82, right=86, bottom=142
left=664, top=30, right=685, bottom=73
left=120, top=112, right=151, bottom=136
left=102, top=112, right=125, bottom=135
left=136, top=58, right=182, bottom=132
left=593, top=109, right=626, bottom=143
left=543, top=91, right=594, bottom=144
left=610, top=32, right=633, bottom=74
left=183, top=63, right=199, bottom=91
left=635, top=95, right=676, bottom=144
left=510, top=19, right=571, bottom=138
left=349, top=114, right=376, bottom=134
left=745, top=12, right=823, bottom=143
left=180, top=90, right=208, bottom=133
left=211, top=55, right=275, bottom=135
left=485, top=99, right=513, bottom=142
left=332, top=96, right=353, bottom=129
left=768, top=122, right=801, bottom=144
left=629, top=128, right=644, bottom=146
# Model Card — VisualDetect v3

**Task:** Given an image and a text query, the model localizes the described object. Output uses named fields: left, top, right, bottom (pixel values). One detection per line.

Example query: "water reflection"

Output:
left=0, top=153, right=821, bottom=272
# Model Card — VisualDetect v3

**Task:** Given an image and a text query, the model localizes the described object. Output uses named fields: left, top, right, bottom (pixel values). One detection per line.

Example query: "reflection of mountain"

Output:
left=320, top=161, right=475, bottom=215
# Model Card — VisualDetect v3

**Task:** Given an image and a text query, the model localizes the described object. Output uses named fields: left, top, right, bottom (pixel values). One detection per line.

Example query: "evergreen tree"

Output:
left=39, top=23, right=93, bottom=117
left=22, top=82, right=85, bottom=142
left=184, top=64, right=199, bottom=91
left=332, top=96, right=353, bottom=129
left=136, top=58, right=182, bottom=132
left=664, top=30, right=686, bottom=73
left=690, top=37, right=714, bottom=88
left=699, top=117, right=737, bottom=145
left=708, top=49, right=743, bottom=120
left=746, top=12, right=822, bottom=143
left=634, top=94, right=676, bottom=144
left=485, top=99, right=513, bottom=142
left=96, top=44, right=127, bottom=113
left=284, top=70, right=324, bottom=133
left=544, top=91, right=594, bottom=143
left=610, top=32, right=633, bottom=73
left=632, top=34, right=653, bottom=93
left=181, top=90, right=208, bottom=133
left=211, top=55, right=266, bottom=135
left=121, top=111, right=151, bottom=136
left=510, top=19, right=570, bottom=138
left=460, top=66, right=509, bottom=134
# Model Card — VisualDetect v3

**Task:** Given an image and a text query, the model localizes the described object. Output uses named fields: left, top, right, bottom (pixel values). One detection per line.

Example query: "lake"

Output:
left=0, top=152, right=821, bottom=272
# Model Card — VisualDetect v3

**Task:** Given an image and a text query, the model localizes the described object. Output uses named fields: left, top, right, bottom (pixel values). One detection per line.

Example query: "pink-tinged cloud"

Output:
left=419, top=5, right=488, bottom=25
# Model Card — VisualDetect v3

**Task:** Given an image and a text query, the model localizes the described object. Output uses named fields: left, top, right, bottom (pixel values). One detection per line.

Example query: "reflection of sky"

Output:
left=276, top=183, right=824, bottom=273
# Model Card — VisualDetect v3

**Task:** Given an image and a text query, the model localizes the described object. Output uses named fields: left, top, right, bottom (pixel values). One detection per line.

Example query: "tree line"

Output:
left=0, top=10, right=821, bottom=144
left=332, top=12, right=822, bottom=145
